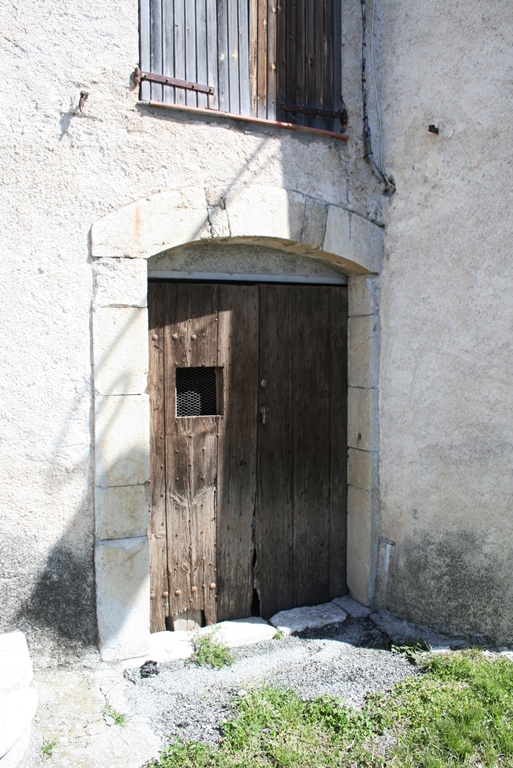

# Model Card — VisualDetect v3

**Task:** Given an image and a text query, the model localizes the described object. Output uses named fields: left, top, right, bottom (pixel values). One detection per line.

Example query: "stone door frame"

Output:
left=90, top=184, right=382, bottom=661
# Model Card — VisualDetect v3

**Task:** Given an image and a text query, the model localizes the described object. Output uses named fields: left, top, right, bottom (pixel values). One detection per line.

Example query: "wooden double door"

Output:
left=148, top=281, right=347, bottom=632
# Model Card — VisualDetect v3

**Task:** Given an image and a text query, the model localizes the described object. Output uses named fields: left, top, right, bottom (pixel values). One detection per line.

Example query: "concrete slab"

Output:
left=0, top=632, right=33, bottom=693
left=206, top=618, right=277, bottom=648
left=332, top=595, right=372, bottom=619
left=269, top=603, right=348, bottom=637
left=124, top=619, right=277, bottom=667
left=370, top=611, right=468, bottom=651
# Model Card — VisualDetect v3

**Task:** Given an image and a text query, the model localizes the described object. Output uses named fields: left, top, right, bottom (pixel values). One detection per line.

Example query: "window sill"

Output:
left=139, top=100, right=349, bottom=141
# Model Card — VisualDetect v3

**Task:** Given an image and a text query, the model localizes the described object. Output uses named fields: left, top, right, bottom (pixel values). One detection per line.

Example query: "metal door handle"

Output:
left=260, top=406, right=271, bottom=424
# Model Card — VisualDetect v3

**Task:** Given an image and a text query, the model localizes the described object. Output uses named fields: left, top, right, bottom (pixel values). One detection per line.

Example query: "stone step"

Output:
left=0, top=688, right=38, bottom=761
left=0, top=633, right=33, bottom=693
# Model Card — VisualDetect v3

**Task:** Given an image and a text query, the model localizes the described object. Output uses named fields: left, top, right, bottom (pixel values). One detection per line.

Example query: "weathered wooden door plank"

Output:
left=216, top=284, right=259, bottom=620
left=329, top=286, right=348, bottom=597
left=256, top=285, right=294, bottom=618
left=292, top=286, right=331, bottom=605
left=149, top=283, right=170, bottom=632
left=163, top=284, right=219, bottom=625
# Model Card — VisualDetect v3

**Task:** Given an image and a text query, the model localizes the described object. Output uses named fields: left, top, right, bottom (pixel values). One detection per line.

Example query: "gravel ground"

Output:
left=123, top=618, right=417, bottom=748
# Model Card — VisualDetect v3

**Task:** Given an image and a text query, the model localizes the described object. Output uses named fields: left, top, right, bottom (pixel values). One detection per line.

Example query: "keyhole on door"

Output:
left=260, top=406, right=271, bottom=424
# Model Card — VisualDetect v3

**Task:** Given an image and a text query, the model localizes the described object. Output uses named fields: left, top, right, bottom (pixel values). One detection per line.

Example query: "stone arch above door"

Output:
left=91, top=185, right=382, bottom=661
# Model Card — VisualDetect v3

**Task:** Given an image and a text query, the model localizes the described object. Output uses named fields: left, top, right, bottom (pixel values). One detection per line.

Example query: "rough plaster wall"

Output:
left=149, top=242, right=349, bottom=281
left=0, top=0, right=379, bottom=655
left=378, top=0, right=513, bottom=641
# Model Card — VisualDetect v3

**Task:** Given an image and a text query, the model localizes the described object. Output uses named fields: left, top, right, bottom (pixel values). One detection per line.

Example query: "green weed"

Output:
left=41, top=738, right=57, bottom=758
left=189, top=627, right=235, bottom=669
left=103, top=703, right=128, bottom=727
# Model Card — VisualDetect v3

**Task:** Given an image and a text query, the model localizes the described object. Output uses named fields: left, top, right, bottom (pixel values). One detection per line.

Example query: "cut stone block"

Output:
left=323, top=206, right=383, bottom=275
left=0, top=687, right=38, bottom=760
left=269, top=603, right=347, bottom=637
left=348, top=448, right=379, bottom=492
left=91, top=188, right=210, bottom=259
left=96, top=537, right=150, bottom=661
left=331, top=595, right=372, bottom=619
left=348, top=387, right=379, bottom=452
left=204, top=617, right=277, bottom=648
left=347, top=486, right=379, bottom=606
left=348, top=315, right=379, bottom=389
left=95, top=394, right=150, bottom=487
left=0, top=632, right=33, bottom=692
left=227, top=187, right=305, bottom=243
left=93, top=258, right=148, bottom=308
left=348, top=275, right=380, bottom=316
left=93, top=307, right=149, bottom=396
left=95, top=484, right=149, bottom=540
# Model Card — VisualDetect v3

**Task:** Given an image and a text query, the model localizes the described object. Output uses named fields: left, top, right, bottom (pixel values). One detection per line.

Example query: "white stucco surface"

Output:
left=2, top=0, right=511, bottom=659
left=377, top=0, right=513, bottom=639
left=0, top=0, right=380, bottom=659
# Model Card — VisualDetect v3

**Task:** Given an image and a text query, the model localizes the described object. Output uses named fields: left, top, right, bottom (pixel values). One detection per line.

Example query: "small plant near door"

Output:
left=41, top=738, right=58, bottom=758
left=189, top=627, right=234, bottom=669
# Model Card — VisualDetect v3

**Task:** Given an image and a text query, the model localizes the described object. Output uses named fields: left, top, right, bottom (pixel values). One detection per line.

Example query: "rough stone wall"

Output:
left=0, top=0, right=379, bottom=655
left=377, top=0, right=513, bottom=641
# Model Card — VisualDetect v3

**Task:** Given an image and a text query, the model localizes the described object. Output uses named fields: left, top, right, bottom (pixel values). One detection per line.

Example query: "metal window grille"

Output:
left=176, top=367, right=218, bottom=417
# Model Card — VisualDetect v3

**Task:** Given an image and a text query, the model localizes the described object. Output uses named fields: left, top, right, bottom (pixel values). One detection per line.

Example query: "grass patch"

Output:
left=189, top=628, right=235, bottom=669
left=147, top=650, right=513, bottom=768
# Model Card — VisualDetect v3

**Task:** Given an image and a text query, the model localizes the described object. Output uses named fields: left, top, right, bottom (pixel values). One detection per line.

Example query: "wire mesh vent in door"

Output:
left=176, top=367, right=220, bottom=417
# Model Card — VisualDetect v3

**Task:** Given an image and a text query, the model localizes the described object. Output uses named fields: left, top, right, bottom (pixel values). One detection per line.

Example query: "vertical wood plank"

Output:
left=174, top=0, right=186, bottom=104
left=140, top=0, right=152, bottom=100
left=148, top=283, right=170, bottom=632
left=276, top=0, right=288, bottom=121
left=322, top=0, right=335, bottom=131
left=332, top=0, right=342, bottom=130
left=292, top=287, right=331, bottom=607
left=249, top=0, right=258, bottom=115
left=266, top=0, right=277, bottom=119
left=238, top=0, right=251, bottom=115
left=163, top=284, right=218, bottom=626
left=217, top=0, right=229, bottom=111
left=185, top=0, right=198, bottom=106
left=294, top=0, right=306, bottom=125
left=256, top=0, right=268, bottom=118
left=227, top=0, right=240, bottom=114
left=163, top=0, right=176, bottom=103
left=329, top=287, right=348, bottom=597
left=256, top=285, right=294, bottom=618
left=196, top=0, right=208, bottom=108
left=313, top=0, right=324, bottom=128
left=216, top=285, right=259, bottom=621
left=150, top=0, right=164, bottom=101
left=304, top=0, right=315, bottom=126
left=206, top=0, right=219, bottom=108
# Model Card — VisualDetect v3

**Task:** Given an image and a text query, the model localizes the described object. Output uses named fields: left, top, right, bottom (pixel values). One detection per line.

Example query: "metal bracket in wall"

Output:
left=134, top=67, right=215, bottom=96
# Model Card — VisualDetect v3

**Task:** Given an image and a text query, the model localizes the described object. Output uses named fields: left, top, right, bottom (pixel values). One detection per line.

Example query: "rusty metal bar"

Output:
left=143, top=100, right=350, bottom=140
left=140, top=70, right=215, bottom=96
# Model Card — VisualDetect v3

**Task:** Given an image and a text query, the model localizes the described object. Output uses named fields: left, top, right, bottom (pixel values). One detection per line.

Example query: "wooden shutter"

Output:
left=140, top=0, right=344, bottom=131
left=277, top=0, right=343, bottom=131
